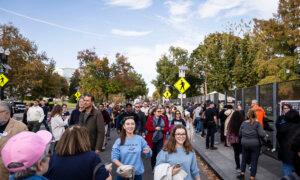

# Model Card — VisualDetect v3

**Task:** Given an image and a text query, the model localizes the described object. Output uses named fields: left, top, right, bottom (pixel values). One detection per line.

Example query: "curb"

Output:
left=193, top=144, right=230, bottom=180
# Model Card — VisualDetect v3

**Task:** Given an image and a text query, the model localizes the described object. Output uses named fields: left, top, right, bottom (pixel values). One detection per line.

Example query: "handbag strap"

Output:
left=93, top=162, right=104, bottom=180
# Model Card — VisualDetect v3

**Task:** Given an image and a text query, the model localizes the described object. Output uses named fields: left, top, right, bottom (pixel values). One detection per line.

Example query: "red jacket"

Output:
left=145, top=115, right=169, bottom=149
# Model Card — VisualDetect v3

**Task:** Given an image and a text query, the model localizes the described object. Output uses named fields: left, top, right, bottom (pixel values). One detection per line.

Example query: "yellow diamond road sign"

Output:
left=75, top=91, right=81, bottom=100
left=163, top=90, right=171, bottom=99
left=0, top=74, right=9, bottom=87
left=174, top=77, right=190, bottom=94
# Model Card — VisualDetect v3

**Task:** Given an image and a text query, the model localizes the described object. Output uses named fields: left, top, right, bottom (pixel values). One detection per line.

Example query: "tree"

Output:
left=252, top=0, right=300, bottom=83
left=152, top=47, right=203, bottom=99
left=0, top=24, right=68, bottom=100
left=68, top=69, right=81, bottom=103
left=192, top=33, right=241, bottom=92
left=232, top=34, right=259, bottom=88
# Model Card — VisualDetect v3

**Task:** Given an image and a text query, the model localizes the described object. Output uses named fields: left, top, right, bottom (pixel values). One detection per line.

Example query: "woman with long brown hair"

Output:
left=45, top=125, right=111, bottom=180
left=155, top=125, right=201, bottom=180
left=237, top=109, right=267, bottom=180
left=112, top=116, right=152, bottom=180
left=50, top=105, right=67, bottom=143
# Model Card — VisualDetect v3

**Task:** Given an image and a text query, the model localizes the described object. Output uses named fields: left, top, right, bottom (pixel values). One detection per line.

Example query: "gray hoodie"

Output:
left=239, top=120, right=267, bottom=147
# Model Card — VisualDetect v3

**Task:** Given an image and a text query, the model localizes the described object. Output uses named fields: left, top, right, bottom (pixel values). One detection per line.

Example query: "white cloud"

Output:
left=106, top=0, right=152, bottom=10
left=163, top=0, right=193, bottom=24
left=198, top=0, right=278, bottom=19
left=111, top=29, right=152, bottom=37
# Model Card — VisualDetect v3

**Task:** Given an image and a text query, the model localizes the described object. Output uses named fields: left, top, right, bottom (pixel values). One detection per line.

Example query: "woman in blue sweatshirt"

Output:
left=156, top=125, right=201, bottom=180
left=111, top=116, right=152, bottom=180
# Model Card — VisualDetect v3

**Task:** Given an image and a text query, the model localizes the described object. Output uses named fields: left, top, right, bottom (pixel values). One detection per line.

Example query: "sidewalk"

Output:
left=192, top=132, right=282, bottom=180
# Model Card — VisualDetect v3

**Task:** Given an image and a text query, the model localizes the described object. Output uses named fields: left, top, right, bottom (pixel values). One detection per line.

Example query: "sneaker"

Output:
left=210, top=147, right=218, bottom=150
left=236, top=168, right=241, bottom=173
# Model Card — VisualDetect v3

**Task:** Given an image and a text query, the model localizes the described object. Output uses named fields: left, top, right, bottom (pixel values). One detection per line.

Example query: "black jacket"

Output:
left=276, top=110, right=300, bottom=163
left=79, top=107, right=105, bottom=151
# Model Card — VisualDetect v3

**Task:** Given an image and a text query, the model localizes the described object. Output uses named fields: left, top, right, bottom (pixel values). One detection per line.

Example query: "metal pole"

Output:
left=180, top=93, right=183, bottom=108
left=272, top=82, right=278, bottom=151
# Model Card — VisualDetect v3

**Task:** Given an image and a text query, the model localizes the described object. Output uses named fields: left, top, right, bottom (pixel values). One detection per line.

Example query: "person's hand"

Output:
left=143, top=147, right=150, bottom=154
left=95, top=150, right=100, bottom=154
left=155, top=127, right=161, bottom=131
left=172, top=166, right=181, bottom=176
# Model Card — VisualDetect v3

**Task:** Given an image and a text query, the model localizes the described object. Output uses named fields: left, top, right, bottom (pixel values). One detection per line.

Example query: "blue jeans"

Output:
left=282, top=163, right=294, bottom=176
left=195, top=118, right=202, bottom=133
left=116, top=175, right=142, bottom=180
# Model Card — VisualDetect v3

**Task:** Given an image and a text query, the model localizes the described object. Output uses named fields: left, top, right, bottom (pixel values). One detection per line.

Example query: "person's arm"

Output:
left=191, top=152, right=201, bottom=180
left=69, top=110, right=75, bottom=126
left=145, top=116, right=156, bottom=133
left=38, top=108, right=45, bottom=123
left=155, top=150, right=166, bottom=167
left=96, top=111, right=105, bottom=152
left=111, top=140, right=123, bottom=167
left=141, top=137, right=152, bottom=158
left=257, top=123, right=267, bottom=138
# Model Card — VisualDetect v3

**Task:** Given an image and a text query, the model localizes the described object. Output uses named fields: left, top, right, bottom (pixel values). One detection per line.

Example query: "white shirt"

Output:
left=193, top=106, right=202, bottom=119
left=141, top=107, right=149, bottom=116
left=51, top=115, right=68, bottom=141
left=27, top=106, right=45, bottom=123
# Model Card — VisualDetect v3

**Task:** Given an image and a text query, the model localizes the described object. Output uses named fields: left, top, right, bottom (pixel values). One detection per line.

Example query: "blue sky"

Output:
left=0, top=0, right=279, bottom=95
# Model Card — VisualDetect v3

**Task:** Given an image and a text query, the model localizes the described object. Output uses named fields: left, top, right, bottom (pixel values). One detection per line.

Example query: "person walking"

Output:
left=171, top=110, right=186, bottom=128
left=0, top=102, right=28, bottom=179
left=27, top=100, right=45, bottom=132
left=50, top=105, right=68, bottom=148
left=237, top=109, right=268, bottom=180
left=99, top=103, right=112, bottom=151
left=117, top=103, right=140, bottom=132
left=134, top=103, right=146, bottom=135
left=112, top=117, right=152, bottom=180
left=227, top=110, right=245, bottom=172
left=79, top=94, right=105, bottom=154
left=276, top=103, right=300, bottom=176
left=145, top=107, right=169, bottom=170
left=69, top=98, right=85, bottom=126
left=251, top=100, right=266, bottom=128
left=22, top=103, right=31, bottom=125
left=45, top=125, right=111, bottom=180
left=193, top=104, right=202, bottom=134
left=219, top=105, right=228, bottom=144
left=224, top=106, right=234, bottom=147
left=155, top=125, right=201, bottom=180
left=205, top=102, right=218, bottom=150
left=281, top=131, right=300, bottom=180
left=1, top=130, right=52, bottom=180
left=40, top=100, right=51, bottom=131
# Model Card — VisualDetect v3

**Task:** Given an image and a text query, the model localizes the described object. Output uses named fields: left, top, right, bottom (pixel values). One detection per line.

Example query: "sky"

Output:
left=0, top=0, right=279, bottom=96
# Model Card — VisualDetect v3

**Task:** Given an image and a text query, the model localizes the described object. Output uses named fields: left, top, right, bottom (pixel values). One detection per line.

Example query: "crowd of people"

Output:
left=0, top=95, right=299, bottom=180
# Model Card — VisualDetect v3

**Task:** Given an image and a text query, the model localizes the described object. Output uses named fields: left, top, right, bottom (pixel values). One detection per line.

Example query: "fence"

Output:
left=169, top=79, right=300, bottom=152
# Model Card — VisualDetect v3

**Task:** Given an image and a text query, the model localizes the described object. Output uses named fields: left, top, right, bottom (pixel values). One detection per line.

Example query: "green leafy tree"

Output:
left=68, top=69, right=81, bottom=103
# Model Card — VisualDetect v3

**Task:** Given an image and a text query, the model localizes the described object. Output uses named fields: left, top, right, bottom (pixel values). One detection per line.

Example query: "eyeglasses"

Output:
left=175, top=113, right=181, bottom=115
left=175, top=133, right=186, bottom=137
left=156, top=111, right=162, bottom=113
left=135, top=106, right=140, bottom=108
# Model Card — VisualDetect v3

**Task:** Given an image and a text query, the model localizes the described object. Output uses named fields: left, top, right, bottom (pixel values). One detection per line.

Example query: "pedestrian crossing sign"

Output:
left=163, top=90, right=171, bottom=99
left=0, top=74, right=9, bottom=87
left=75, top=91, right=81, bottom=100
left=174, top=77, right=190, bottom=94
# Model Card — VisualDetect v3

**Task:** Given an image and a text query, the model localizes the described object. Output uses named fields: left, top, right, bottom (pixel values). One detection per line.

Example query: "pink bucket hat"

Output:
left=1, top=130, right=52, bottom=172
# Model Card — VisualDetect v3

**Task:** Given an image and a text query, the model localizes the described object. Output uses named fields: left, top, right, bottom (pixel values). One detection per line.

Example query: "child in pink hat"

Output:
left=1, top=130, right=52, bottom=180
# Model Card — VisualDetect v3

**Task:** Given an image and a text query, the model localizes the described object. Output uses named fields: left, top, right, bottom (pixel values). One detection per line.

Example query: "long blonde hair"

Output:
left=247, top=109, right=257, bottom=125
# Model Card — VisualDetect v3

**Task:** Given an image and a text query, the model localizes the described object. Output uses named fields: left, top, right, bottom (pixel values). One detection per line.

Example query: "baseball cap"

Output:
left=1, top=130, right=52, bottom=172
